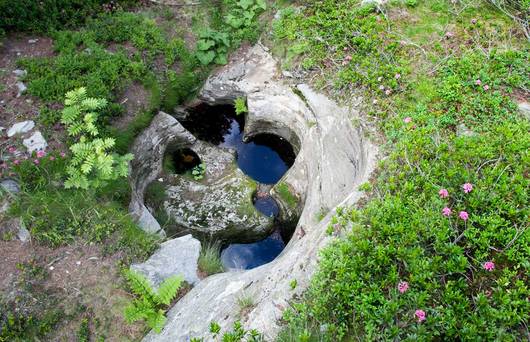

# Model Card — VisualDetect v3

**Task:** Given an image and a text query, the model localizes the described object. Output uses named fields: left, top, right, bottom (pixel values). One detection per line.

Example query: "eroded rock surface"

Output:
left=143, top=44, right=378, bottom=341
left=162, top=140, right=273, bottom=243
left=129, top=112, right=196, bottom=236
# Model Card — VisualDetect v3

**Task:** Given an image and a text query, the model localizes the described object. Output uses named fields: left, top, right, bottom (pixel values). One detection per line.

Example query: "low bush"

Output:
left=275, top=0, right=530, bottom=340
left=0, top=0, right=139, bottom=33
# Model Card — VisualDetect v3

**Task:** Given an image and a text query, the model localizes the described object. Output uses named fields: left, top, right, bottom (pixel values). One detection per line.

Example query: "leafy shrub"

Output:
left=61, top=88, right=133, bottom=189
left=0, top=0, right=139, bottom=33
left=123, top=270, right=182, bottom=333
left=276, top=0, right=530, bottom=340
left=196, top=30, right=231, bottom=65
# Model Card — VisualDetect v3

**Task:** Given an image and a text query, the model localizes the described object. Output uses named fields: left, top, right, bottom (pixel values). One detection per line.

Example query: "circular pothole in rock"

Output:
left=220, top=229, right=285, bottom=271
left=171, top=148, right=201, bottom=174
left=253, top=192, right=279, bottom=218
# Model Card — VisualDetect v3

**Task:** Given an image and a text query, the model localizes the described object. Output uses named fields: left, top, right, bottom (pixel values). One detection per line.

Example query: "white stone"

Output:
left=13, top=69, right=27, bottom=77
left=16, top=82, right=27, bottom=97
left=23, top=131, right=47, bottom=154
left=28, top=39, right=38, bottom=44
left=131, top=235, right=201, bottom=289
left=518, top=102, right=530, bottom=120
left=7, top=120, right=34, bottom=137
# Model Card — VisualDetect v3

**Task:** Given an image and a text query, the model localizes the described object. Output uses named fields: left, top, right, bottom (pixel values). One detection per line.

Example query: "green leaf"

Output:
left=156, top=275, right=183, bottom=306
left=196, top=50, right=216, bottom=65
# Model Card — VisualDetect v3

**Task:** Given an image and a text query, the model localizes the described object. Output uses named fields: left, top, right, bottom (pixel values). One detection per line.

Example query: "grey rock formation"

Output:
left=143, top=44, right=378, bottom=341
left=7, top=120, right=34, bottom=137
left=163, top=141, right=273, bottom=243
left=0, top=218, right=30, bottom=242
left=0, top=179, right=20, bottom=194
left=131, top=234, right=201, bottom=288
left=23, top=131, right=47, bottom=154
left=128, top=112, right=196, bottom=236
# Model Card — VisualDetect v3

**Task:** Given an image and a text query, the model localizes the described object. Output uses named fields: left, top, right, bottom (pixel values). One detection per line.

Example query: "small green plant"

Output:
left=195, top=30, right=231, bottom=65
left=207, top=321, right=262, bottom=342
left=224, top=0, right=267, bottom=31
left=237, top=294, right=254, bottom=312
left=198, top=242, right=224, bottom=275
left=289, top=279, right=297, bottom=290
left=61, top=87, right=133, bottom=189
left=191, top=163, right=206, bottom=181
left=123, top=270, right=183, bottom=333
left=234, top=97, right=248, bottom=115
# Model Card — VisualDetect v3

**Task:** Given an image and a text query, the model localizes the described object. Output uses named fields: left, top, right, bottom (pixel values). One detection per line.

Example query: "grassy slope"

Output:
left=273, top=0, right=529, bottom=340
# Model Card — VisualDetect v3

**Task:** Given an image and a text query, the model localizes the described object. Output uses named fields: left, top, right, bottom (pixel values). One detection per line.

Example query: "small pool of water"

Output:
left=181, top=103, right=295, bottom=185
left=179, top=103, right=298, bottom=270
left=221, top=230, right=285, bottom=270
left=253, top=195, right=279, bottom=218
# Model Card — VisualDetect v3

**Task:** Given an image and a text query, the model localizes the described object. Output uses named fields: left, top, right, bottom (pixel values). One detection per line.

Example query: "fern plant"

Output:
left=61, top=87, right=133, bottom=189
left=234, top=97, right=247, bottom=116
left=123, top=270, right=183, bottom=333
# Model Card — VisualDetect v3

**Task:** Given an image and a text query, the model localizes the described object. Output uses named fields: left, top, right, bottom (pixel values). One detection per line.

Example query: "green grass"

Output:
left=275, top=182, right=298, bottom=209
left=198, top=242, right=224, bottom=276
left=274, top=0, right=530, bottom=340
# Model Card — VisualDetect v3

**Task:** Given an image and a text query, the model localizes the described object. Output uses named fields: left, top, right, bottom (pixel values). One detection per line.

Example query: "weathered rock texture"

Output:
left=129, top=112, right=196, bottom=236
left=143, top=44, right=378, bottom=341
left=163, top=141, right=273, bottom=243
left=131, top=234, right=201, bottom=288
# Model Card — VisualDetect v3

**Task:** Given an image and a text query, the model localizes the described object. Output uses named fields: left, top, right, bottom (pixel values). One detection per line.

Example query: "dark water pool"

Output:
left=253, top=195, right=280, bottom=218
left=179, top=103, right=297, bottom=270
left=181, top=103, right=295, bottom=184
left=221, top=230, right=285, bottom=270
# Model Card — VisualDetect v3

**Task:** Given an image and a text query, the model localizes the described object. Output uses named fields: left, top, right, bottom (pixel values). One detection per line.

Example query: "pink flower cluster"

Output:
left=415, top=309, right=426, bottom=322
left=398, top=281, right=409, bottom=293
left=439, top=183, right=473, bottom=221
left=483, top=261, right=495, bottom=271
left=475, top=79, right=489, bottom=91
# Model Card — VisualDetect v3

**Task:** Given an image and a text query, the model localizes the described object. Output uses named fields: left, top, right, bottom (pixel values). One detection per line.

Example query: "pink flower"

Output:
left=8, top=146, right=16, bottom=153
left=345, top=55, right=352, bottom=61
left=403, top=117, right=412, bottom=123
left=483, top=261, right=495, bottom=271
left=395, top=73, right=401, bottom=80
left=415, top=309, right=426, bottom=322
left=462, top=183, right=473, bottom=193
left=442, top=207, right=452, bottom=217
left=483, top=85, right=489, bottom=91
left=33, top=159, right=40, bottom=165
left=36, top=150, right=46, bottom=158
left=459, top=211, right=469, bottom=221
left=475, top=79, right=482, bottom=86
left=49, top=156, right=55, bottom=161
left=471, top=18, right=477, bottom=24
left=439, top=188, right=449, bottom=198
left=13, top=159, right=20, bottom=165
left=60, top=152, right=66, bottom=158
left=398, top=281, right=409, bottom=293
left=0, top=163, right=6, bottom=169
left=385, top=89, right=392, bottom=95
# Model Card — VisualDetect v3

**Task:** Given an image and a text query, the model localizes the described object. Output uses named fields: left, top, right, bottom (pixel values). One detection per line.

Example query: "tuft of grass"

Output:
left=275, top=182, right=298, bottom=209
left=198, top=242, right=224, bottom=276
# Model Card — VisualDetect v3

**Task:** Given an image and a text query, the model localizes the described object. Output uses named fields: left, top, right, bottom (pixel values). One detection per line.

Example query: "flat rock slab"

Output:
left=7, top=120, right=34, bottom=137
left=131, top=234, right=201, bottom=288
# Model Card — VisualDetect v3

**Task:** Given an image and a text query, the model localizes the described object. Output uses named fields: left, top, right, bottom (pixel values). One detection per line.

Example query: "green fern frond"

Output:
left=155, top=275, right=183, bottom=306
left=124, top=270, right=157, bottom=300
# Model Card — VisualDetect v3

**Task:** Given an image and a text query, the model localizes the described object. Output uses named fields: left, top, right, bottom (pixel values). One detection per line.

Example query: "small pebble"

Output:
left=76, top=261, right=81, bottom=265
left=49, top=266, right=54, bottom=270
